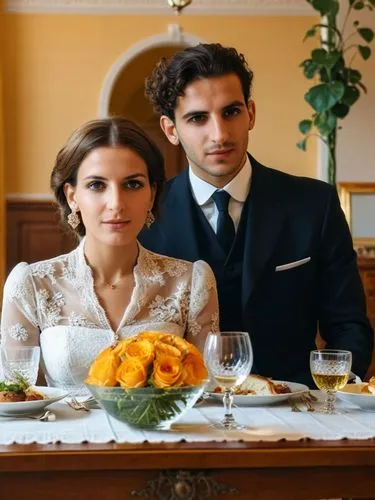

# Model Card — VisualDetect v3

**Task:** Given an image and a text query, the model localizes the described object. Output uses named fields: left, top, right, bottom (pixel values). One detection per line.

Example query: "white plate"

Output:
left=0, top=386, right=68, bottom=416
left=205, top=380, right=309, bottom=406
left=337, top=383, right=375, bottom=410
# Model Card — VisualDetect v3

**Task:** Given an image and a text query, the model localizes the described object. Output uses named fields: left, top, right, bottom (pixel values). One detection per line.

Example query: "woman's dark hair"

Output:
left=145, top=43, right=254, bottom=120
left=50, top=117, right=165, bottom=237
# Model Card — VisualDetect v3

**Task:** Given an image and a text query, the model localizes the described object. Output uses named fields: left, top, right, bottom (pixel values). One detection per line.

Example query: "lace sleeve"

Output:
left=0, top=263, right=40, bottom=347
left=186, top=260, right=219, bottom=352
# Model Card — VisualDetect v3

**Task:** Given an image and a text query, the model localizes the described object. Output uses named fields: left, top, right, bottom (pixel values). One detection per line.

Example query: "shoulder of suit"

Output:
left=259, top=163, right=335, bottom=201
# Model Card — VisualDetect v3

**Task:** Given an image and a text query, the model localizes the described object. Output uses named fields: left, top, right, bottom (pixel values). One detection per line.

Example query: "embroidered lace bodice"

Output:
left=1, top=241, right=219, bottom=393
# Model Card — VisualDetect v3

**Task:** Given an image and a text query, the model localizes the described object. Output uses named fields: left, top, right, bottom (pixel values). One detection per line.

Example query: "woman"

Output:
left=0, top=118, right=219, bottom=392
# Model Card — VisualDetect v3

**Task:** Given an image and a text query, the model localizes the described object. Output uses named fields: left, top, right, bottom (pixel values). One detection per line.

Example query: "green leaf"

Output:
left=353, top=0, right=365, bottom=9
left=311, top=49, right=341, bottom=69
left=342, top=86, right=360, bottom=106
left=331, top=103, right=350, bottom=118
left=300, top=59, right=319, bottom=79
left=357, top=81, right=368, bottom=93
left=358, top=45, right=371, bottom=60
left=305, top=82, right=345, bottom=113
left=297, top=139, right=307, bottom=151
left=358, top=28, right=374, bottom=43
left=314, top=112, right=337, bottom=135
left=311, top=0, right=337, bottom=15
left=299, top=119, right=313, bottom=134
left=344, top=68, right=362, bottom=84
left=303, top=27, right=317, bottom=41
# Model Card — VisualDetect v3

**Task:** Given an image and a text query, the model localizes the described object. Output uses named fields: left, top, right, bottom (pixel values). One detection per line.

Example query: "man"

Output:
left=139, top=43, right=373, bottom=387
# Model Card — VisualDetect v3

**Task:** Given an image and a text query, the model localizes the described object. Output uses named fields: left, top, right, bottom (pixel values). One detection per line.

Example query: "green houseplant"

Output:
left=298, top=0, right=375, bottom=184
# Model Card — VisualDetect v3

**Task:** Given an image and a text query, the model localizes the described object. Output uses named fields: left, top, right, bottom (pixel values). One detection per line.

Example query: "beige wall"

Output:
left=337, top=9, right=375, bottom=182
left=3, top=13, right=317, bottom=195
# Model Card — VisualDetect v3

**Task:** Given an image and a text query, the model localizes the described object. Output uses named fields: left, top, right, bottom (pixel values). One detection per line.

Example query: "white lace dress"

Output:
left=0, top=240, right=219, bottom=394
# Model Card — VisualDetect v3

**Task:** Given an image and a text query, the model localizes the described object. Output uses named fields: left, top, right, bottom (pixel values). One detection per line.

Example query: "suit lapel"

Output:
left=162, top=169, right=201, bottom=262
left=242, top=158, right=286, bottom=309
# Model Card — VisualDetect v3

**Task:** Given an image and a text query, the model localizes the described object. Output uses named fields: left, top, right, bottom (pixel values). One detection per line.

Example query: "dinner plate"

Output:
left=337, top=383, right=375, bottom=410
left=0, top=386, right=68, bottom=416
left=205, top=380, right=309, bottom=406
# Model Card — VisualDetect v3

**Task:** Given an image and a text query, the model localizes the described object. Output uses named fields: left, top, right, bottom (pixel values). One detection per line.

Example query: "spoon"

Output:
left=28, top=409, right=56, bottom=422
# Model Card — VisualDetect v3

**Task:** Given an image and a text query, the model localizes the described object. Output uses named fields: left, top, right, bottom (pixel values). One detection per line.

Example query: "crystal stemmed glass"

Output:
left=204, top=331, right=253, bottom=430
left=310, top=349, right=352, bottom=414
left=0, top=345, right=41, bottom=385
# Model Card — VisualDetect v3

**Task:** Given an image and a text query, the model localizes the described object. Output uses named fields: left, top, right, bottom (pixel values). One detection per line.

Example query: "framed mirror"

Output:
left=339, top=183, right=375, bottom=257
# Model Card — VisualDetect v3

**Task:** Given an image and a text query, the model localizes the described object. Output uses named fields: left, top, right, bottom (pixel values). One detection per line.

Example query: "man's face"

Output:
left=160, top=73, right=255, bottom=188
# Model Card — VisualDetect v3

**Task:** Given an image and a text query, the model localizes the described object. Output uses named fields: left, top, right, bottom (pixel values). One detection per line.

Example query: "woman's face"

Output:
left=64, top=146, right=156, bottom=247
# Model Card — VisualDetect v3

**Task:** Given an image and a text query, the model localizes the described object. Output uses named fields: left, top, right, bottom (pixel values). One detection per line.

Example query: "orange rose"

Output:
left=154, top=340, right=182, bottom=359
left=186, top=343, right=202, bottom=356
left=169, top=336, right=190, bottom=356
left=124, top=339, right=155, bottom=367
left=85, top=347, right=120, bottom=386
left=182, top=353, right=208, bottom=386
left=112, top=337, right=137, bottom=358
left=138, top=331, right=167, bottom=343
left=116, top=358, right=148, bottom=389
left=151, top=356, right=184, bottom=388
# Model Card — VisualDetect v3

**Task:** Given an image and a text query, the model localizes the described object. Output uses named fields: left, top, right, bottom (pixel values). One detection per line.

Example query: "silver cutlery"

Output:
left=7, top=409, right=56, bottom=422
left=66, top=396, right=99, bottom=412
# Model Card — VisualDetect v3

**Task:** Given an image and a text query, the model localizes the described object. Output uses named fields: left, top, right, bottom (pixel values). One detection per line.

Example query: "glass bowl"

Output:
left=85, top=383, right=206, bottom=430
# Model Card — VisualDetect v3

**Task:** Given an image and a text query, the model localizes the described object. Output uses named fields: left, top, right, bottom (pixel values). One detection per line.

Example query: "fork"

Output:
left=67, top=396, right=100, bottom=411
left=289, top=398, right=302, bottom=412
left=66, top=397, right=91, bottom=412
left=302, top=395, right=315, bottom=412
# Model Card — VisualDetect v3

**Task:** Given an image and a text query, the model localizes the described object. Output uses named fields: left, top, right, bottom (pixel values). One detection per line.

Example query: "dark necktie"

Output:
left=212, top=190, right=235, bottom=254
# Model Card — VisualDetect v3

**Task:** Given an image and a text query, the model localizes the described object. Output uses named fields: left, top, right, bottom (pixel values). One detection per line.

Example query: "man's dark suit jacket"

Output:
left=139, top=157, right=373, bottom=386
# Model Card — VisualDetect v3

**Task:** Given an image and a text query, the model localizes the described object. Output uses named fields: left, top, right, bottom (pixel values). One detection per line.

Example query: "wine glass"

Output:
left=310, top=349, right=352, bottom=414
left=204, top=331, right=253, bottom=430
left=0, top=345, right=41, bottom=385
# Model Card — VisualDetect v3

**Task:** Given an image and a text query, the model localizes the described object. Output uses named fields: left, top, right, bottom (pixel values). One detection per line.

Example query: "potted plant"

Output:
left=297, top=0, right=375, bottom=184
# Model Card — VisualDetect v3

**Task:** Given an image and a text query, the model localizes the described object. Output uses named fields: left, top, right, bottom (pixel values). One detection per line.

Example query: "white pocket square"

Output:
left=275, top=257, right=311, bottom=272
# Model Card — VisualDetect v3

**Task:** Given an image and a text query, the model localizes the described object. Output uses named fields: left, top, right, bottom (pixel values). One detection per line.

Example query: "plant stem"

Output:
left=327, top=128, right=337, bottom=185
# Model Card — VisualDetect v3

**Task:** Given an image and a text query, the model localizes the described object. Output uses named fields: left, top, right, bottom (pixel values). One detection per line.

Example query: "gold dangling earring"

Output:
left=67, top=209, right=80, bottom=229
left=145, top=210, right=155, bottom=229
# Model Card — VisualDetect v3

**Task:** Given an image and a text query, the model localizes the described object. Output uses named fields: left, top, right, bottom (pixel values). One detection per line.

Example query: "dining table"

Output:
left=1, top=392, right=375, bottom=500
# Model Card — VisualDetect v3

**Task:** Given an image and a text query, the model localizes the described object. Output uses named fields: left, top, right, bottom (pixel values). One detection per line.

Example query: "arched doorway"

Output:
left=98, top=30, right=204, bottom=179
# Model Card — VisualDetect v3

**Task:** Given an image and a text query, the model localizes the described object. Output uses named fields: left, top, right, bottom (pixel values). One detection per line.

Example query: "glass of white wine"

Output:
left=310, top=349, right=352, bottom=414
left=204, top=331, right=253, bottom=430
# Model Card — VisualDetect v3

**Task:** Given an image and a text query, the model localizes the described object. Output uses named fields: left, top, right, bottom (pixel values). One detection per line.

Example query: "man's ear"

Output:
left=247, top=100, right=256, bottom=131
left=160, top=115, right=180, bottom=146
left=63, top=183, right=78, bottom=211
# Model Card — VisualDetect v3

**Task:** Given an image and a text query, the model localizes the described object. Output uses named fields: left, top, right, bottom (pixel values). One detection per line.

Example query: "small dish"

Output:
left=337, top=383, right=375, bottom=410
left=205, top=380, right=309, bottom=406
left=0, top=386, right=67, bottom=416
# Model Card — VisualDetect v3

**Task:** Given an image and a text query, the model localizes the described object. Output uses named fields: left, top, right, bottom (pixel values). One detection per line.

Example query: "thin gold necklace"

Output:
left=94, top=274, right=123, bottom=290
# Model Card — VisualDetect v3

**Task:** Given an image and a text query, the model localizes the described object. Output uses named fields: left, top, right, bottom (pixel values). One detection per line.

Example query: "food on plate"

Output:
left=213, top=374, right=291, bottom=396
left=360, top=376, right=375, bottom=395
left=0, top=372, right=45, bottom=402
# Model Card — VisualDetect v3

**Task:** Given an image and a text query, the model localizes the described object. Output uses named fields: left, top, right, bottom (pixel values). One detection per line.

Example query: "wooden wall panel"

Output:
left=6, top=199, right=76, bottom=277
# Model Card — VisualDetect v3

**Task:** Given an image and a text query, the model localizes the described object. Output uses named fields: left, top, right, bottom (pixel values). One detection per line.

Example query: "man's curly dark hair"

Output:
left=145, top=43, right=254, bottom=121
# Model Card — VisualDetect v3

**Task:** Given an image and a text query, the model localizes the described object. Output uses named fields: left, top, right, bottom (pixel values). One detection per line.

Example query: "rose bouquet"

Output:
left=85, top=332, right=208, bottom=429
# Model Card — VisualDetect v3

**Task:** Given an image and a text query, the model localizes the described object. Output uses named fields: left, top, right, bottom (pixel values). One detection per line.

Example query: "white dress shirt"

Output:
left=188, top=157, right=252, bottom=233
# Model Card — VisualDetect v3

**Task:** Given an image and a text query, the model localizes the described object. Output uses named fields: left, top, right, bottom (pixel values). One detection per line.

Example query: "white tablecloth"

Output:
left=1, top=391, right=375, bottom=445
